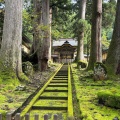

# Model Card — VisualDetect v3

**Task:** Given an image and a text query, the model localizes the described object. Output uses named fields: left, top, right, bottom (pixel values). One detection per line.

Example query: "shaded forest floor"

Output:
left=0, top=63, right=60, bottom=115
left=71, top=63, right=120, bottom=120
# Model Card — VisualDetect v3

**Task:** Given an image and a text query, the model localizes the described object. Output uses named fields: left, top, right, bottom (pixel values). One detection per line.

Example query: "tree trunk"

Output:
left=106, top=0, right=120, bottom=74
left=87, top=0, right=102, bottom=70
left=77, top=32, right=84, bottom=61
left=0, top=0, right=22, bottom=75
left=76, top=0, right=87, bottom=61
left=38, top=0, right=50, bottom=71
left=48, top=8, right=52, bottom=61
left=32, top=0, right=42, bottom=66
left=32, top=0, right=50, bottom=71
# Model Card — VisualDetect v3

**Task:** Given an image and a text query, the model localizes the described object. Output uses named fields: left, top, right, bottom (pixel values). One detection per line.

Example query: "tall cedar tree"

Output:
left=106, top=0, right=120, bottom=75
left=0, top=0, right=23, bottom=76
left=32, top=0, right=50, bottom=71
left=87, top=0, right=102, bottom=70
left=39, top=0, right=50, bottom=71
left=76, top=0, right=87, bottom=62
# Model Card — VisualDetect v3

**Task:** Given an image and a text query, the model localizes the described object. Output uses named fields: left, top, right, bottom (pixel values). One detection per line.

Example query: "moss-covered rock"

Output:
left=18, top=72, right=29, bottom=82
left=97, top=90, right=120, bottom=109
left=77, top=60, right=88, bottom=69
left=22, top=61, right=33, bottom=76
left=94, top=62, right=107, bottom=80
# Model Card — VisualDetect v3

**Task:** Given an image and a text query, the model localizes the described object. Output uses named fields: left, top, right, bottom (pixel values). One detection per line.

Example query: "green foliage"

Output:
left=22, top=9, right=33, bottom=40
left=98, top=90, right=120, bottom=109
left=51, top=0, right=74, bottom=39
left=102, top=29, right=110, bottom=50
left=73, top=19, right=89, bottom=38
left=102, top=0, right=116, bottom=29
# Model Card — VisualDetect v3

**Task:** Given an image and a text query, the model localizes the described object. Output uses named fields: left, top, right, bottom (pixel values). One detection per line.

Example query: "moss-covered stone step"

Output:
left=48, top=84, right=68, bottom=87
left=30, top=110, right=67, bottom=120
left=33, top=99, right=67, bottom=108
left=55, top=74, right=68, bottom=76
left=44, top=89, right=68, bottom=92
left=52, top=78, right=68, bottom=80
left=39, top=96, right=68, bottom=100
left=49, top=83, right=68, bottom=85
left=57, top=71, right=68, bottom=75
left=45, top=87, right=68, bottom=90
left=32, top=106, right=67, bottom=110
left=50, top=80, right=68, bottom=83
left=54, top=76, right=68, bottom=78
left=41, top=92, right=68, bottom=97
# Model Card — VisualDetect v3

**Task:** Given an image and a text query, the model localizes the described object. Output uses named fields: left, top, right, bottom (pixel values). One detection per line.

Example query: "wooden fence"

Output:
left=0, top=113, right=58, bottom=120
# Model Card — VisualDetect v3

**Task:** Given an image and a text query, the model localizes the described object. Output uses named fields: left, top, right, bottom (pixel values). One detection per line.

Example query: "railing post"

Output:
left=54, top=114, right=58, bottom=120
left=44, top=114, right=48, bottom=120
left=15, top=113, right=21, bottom=120
left=6, top=113, right=12, bottom=120
left=0, top=113, right=2, bottom=120
left=25, top=113, right=30, bottom=120
left=34, top=114, right=39, bottom=120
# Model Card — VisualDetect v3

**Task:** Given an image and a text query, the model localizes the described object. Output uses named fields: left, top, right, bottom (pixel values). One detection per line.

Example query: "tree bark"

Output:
left=106, top=0, right=120, bottom=74
left=38, top=0, right=50, bottom=71
left=0, top=0, right=22, bottom=75
left=48, top=8, right=52, bottom=61
left=76, top=0, right=87, bottom=61
left=32, top=0, right=50, bottom=71
left=32, top=0, right=42, bottom=66
left=88, top=0, right=102, bottom=70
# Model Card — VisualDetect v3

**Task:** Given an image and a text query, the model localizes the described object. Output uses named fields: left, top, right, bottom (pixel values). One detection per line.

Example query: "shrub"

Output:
left=97, top=90, right=120, bottom=109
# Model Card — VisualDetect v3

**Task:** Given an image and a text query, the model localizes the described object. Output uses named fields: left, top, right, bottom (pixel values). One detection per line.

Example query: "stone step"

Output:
left=41, top=92, right=68, bottom=97
left=48, top=84, right=68, bottom=87
left=32, top=106, right=67, bottom=110
left=32, top=99, right=67, bottom=110
left=44, top=89, right=68, bottom=92
left=39, top=96, right=68, bottom=100
left=50, top=80, right=68, bottom=83
left=45, top=87, right=68, bottom=91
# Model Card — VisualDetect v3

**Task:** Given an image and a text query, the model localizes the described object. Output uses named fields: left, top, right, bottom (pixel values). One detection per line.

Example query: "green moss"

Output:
left=94, top=62, right=107, bottom=74
left=0, top=94, right=6, bottom=103
left=18, top=73, right=29, bottom=82
left=77, top=60, right=88, bottom=69
left=0, top=70, right=19, bottom=86
left=98, top=90, right=120, bottom=109
left=71, top=63, right=120, bottom=120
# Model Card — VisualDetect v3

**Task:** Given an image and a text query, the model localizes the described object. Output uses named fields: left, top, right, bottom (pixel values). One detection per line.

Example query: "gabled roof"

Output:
left=53, top=38, right=77, bottom=46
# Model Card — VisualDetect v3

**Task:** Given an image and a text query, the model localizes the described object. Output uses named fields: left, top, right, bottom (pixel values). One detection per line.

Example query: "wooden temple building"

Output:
left=52, top=38, right=77, bottom=63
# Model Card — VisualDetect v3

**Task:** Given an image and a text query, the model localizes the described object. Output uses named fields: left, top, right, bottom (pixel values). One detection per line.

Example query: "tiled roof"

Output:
left=53, top=38, right=77, bottom=46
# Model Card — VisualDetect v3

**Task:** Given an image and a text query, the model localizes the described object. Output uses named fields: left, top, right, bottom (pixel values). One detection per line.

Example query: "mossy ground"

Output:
left=0, top=63, right=60, bottom=118
left=71, top=63, right=120, bottom=120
